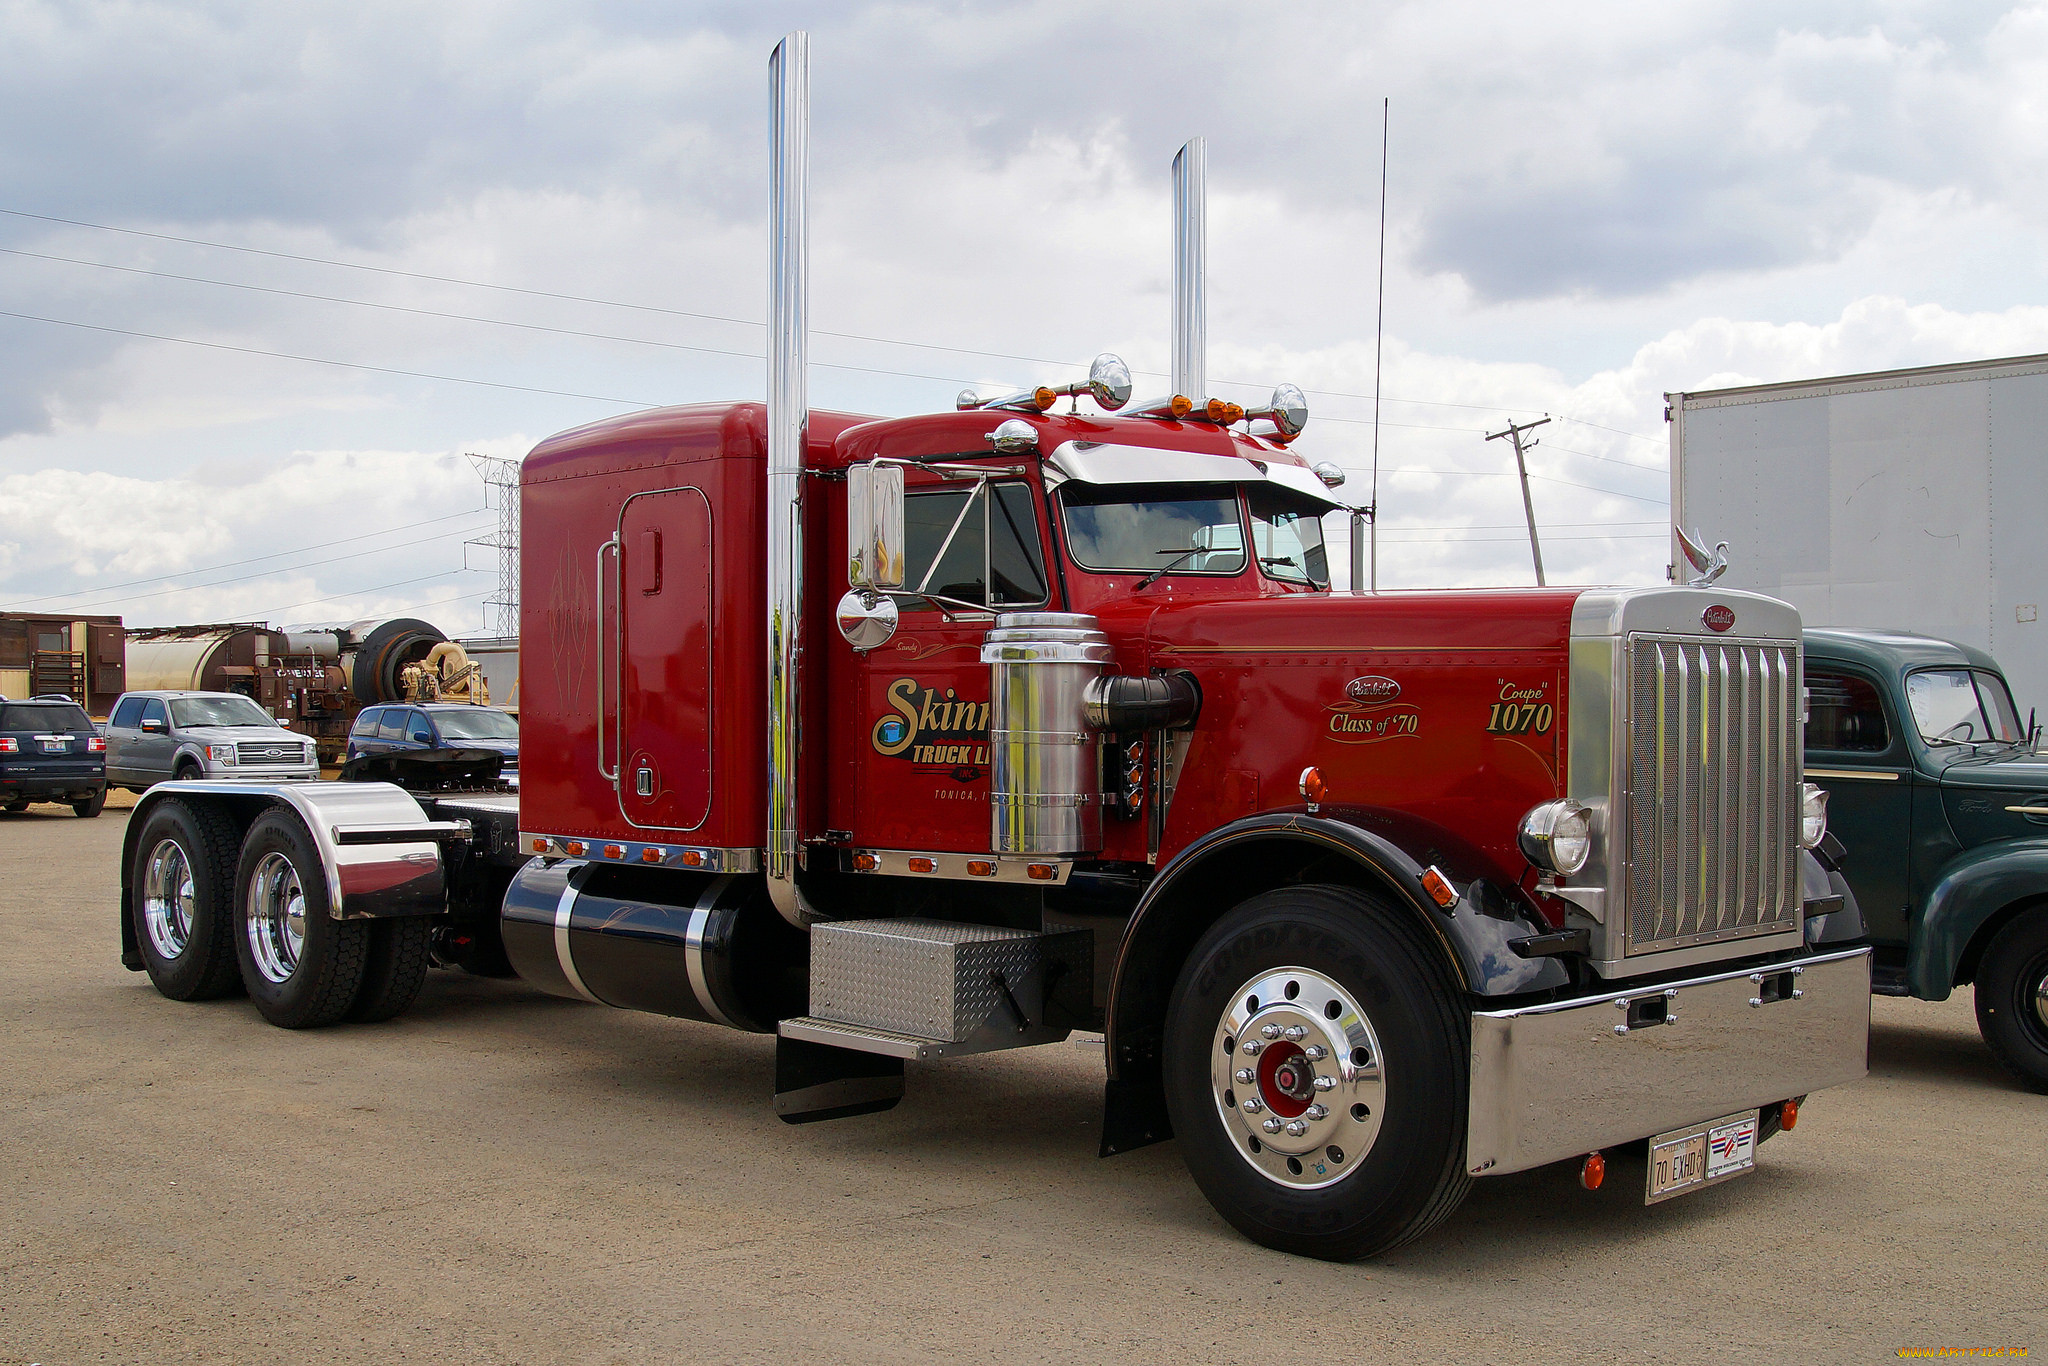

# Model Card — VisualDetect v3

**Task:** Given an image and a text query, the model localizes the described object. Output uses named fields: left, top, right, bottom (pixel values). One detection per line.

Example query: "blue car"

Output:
left=345, top=703, right=518, bottom=778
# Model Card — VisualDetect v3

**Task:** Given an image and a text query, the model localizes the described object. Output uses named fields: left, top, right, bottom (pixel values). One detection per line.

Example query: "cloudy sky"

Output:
left=5, top=0, right=2047, bottom=633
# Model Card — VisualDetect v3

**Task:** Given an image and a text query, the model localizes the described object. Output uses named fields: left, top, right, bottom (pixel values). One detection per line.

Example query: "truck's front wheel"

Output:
left=1163, top=884, right=1472, bottom=1260
left=234, top=811, right=370, bottom=1028
left=1975, top=909, right=2048, bottom=1093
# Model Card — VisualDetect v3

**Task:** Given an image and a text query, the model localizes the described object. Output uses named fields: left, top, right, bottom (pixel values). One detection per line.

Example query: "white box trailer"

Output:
left=1669, top=352, right=2048, bottom=714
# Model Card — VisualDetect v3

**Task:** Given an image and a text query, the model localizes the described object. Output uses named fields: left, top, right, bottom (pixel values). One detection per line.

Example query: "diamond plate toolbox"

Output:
left=808, top=918, right=1085, bottom=1041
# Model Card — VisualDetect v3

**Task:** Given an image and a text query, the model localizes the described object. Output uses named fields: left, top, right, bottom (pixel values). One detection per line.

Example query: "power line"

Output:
left=4, top=507, right=489, bottom=606
left=13, top=523, right=493, bottom=612
left=0, top=309, right=660, bottom=406
left=1, top=206, right=1652, bottom=431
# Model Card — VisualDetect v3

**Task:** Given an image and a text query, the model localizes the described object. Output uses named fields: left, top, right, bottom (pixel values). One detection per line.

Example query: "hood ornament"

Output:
left=1675, top=525, right=1730, bottom=587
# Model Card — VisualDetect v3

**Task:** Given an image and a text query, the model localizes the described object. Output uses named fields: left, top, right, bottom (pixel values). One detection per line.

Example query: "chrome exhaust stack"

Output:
left=1171, top=137, right=1206, bottom=404
left=765, top=32, right=825, bottom=928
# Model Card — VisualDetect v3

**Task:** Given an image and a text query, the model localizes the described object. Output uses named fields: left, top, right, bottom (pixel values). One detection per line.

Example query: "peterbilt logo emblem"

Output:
left=1345, top=676, right=1401, bottom=704
left=1702, top=605, right=1736, bottom=633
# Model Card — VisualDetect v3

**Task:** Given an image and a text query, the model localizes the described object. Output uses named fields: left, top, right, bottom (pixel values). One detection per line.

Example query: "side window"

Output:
left=379, top=709, right=412, bottom=741
left=353, top=708, right=383, bottom=736
left=139, top=699, right=167, bottom=728
left=1808, top=672, right=1890, bottom=752
left=409, top=715, right=437, bottom=744
left=110, top=697, right=144, bottom=729
left=900, top=482, right=1048, bottom=610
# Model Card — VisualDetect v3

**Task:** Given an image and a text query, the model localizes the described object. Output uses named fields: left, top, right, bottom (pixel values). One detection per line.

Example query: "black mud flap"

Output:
left=773, top=1035, right=905, bottom=1124
left=1099, top=1074, right=1172, bottom=1157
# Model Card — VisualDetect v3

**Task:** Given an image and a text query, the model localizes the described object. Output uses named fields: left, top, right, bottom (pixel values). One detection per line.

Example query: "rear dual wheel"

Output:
left=130, top=798, right=244, bottom=1000
left=1164, top=885, right=1473, bottom=1261
left=232, top=812, right=431, bottom=1028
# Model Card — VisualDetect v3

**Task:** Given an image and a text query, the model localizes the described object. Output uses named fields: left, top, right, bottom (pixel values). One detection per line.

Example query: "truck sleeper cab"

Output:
left=120, top=395, right=1869, bottom=1262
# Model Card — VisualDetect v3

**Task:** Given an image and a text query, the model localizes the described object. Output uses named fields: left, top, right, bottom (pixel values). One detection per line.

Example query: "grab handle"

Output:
left=595, top=536, right=620, bottom=784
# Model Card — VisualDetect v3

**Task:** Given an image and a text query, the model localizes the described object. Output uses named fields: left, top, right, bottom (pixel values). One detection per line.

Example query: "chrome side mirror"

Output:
left=1088, top=353, right=1133, bottom=410
left=1312, top=461, right=1346, bottom=489
left=846, top=462, right=905, bottom=589
left=835, top=589, right=900, bottom=653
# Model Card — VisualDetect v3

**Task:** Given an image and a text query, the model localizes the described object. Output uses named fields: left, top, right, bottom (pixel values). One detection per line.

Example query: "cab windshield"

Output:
left=1248, top=486, right=1330, bottom=587
left=170, top=695, right=277, bottom=728
left=1904, top=668, right=2023, bottom=746
left=1059, top=482, right=1247, bottom=575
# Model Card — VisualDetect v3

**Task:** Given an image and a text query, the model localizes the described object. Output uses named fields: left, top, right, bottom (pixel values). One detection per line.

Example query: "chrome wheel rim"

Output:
left=2031, top=963, right=2048, bottom=1034
left=246, top=851, right=307, bottom=984
left=141, top=839, right=195, bottom=960
left=1211, top=967, right=1386, bottom=1190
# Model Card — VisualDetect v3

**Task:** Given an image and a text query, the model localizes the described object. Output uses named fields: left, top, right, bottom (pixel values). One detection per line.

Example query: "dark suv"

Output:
left=0, top=695, right=107, bottom=817
left=345, top=703, right=518, bottom=779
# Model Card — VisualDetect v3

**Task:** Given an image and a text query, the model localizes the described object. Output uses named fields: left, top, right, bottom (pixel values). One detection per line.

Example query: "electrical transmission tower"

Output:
left=466, top=454, right=521, bottom=637
left=1484, top=417, right=1551, bottom=587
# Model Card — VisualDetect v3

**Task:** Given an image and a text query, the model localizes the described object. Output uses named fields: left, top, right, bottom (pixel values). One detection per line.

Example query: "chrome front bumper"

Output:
left=1465, top=946, right=1870, bottom=1177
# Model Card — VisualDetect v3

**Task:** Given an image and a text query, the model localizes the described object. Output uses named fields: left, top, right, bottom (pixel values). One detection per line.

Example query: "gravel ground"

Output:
left=1, top=794, right=2042, bottom=1364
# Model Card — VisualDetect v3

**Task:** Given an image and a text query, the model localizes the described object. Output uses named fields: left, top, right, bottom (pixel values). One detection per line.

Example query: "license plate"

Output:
left=39, top=738, right=66, bottom=753
left=1646, top=1109, right=1759, bottom=1204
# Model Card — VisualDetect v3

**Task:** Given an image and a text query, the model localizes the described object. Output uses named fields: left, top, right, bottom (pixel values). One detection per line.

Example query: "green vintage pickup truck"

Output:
left=1804, top=628, right=2048, bottom=1091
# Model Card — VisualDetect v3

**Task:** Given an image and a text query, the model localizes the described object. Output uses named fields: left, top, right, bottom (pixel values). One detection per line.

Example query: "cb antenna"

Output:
left=1369, top=98, right=1388, bottom=591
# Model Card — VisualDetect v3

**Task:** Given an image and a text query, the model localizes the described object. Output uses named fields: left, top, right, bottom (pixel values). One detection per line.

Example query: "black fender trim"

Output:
left=1103, top=807, right=1568, bottom=1088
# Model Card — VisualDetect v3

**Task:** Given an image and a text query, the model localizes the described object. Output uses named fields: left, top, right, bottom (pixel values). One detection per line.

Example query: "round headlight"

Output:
left=1519, top=799, right=1593, bottom=877
left=1801, top=782, right=1829, bottom=849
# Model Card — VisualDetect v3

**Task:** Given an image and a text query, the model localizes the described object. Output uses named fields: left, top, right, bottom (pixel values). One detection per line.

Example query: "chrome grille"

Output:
left=237, top=739, right=308, bottom=765
left=1625, top=635, right=1800, bottom=955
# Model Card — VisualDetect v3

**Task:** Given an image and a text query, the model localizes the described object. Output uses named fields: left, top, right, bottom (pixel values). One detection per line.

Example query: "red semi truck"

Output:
left=114, top=33, right=1870, bottom=1260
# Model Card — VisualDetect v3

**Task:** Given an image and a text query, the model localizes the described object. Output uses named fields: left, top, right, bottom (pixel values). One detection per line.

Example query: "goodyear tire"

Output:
left=1163, top=884, right=1472, bottom=1260
left=348, top=917, right=434, bottom=1023
left=1975, top=909, right=2048, bottom=1094
left=130, top=798, right=244, bottom=1001
left=233, top=811, right=370, bottom=1028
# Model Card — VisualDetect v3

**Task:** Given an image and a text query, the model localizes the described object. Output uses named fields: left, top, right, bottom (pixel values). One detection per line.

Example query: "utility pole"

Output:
left=1485, top=416, right=1550, bottom=586
left=465, top=454, right=521, bottom=637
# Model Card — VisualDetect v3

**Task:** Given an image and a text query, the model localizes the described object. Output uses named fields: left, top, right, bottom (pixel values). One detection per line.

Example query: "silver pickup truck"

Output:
left=104, top=690, right=320, bottom=789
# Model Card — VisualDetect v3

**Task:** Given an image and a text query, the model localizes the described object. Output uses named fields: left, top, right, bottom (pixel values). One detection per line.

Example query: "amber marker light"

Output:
left=908, top=857, right=937, bottom=873
left=1026, top=864, right=1056, bottom=881
left=531, top=838, right=548, bottom=853
left=681, top=850, right=704, bottom=867
left=1420, top=865, right=1459, bottom=909
left=1781, top=1098, right=1800, bottom=1131
left=565, top=840, right=587, bottom=857
left=603, top=844, right=626, bottom=860
left=966, top=860, right=996, bottom=877
left=1298, top=766, right=1327, bottom=808
left=1580, top=1152, right=1606, bottom=1191
left=640, top=847, right=664, bottom=863
left=852, top=853, right=878, bottom=872
left=1169, top=394, right=1193, bottom=417
left=1032, top=386, right=1057, bottom=411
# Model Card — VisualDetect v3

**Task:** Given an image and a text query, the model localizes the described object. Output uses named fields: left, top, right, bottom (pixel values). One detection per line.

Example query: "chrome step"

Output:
left=779, top=1016, right=1001, bottom=1060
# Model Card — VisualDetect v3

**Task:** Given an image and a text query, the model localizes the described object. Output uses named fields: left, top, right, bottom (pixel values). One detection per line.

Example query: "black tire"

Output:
left=1974, top=910, right=2048, bottom=1094
left=348, top=917, right=433, bottom=1023
left=73, top=788, right=106, bottom=818
left=174, top=760, right=203, bottom=782
left=233, top=810, right=371, bottom=1028
left=3, top=798, right=28, bottom=813
left=1163, top=884, right=1473, bottom=1261
left=129, top=798, right=244, bottom=1001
